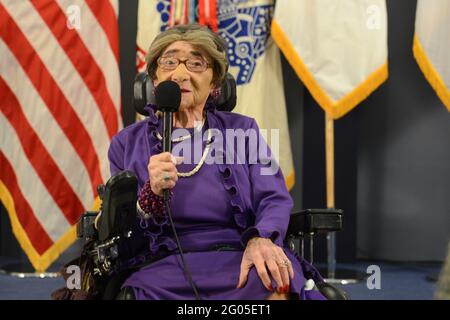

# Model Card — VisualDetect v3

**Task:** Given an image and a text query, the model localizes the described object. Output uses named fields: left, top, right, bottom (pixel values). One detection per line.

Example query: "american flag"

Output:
left=0, top=0, right=122, bottom=272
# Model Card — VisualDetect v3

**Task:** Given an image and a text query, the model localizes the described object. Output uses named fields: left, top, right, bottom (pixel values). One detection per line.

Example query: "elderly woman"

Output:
left=108, top=24, right=324, bottom=300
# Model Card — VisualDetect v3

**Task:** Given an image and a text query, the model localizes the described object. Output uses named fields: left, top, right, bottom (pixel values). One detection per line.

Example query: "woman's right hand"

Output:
left=148, top=152, right=179, bottom=196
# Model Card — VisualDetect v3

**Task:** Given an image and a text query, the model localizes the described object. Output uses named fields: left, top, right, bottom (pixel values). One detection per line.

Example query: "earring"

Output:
left=211, top=88, right=221, bottom=100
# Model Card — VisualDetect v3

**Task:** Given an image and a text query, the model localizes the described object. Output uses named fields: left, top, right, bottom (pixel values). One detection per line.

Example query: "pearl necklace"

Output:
left=155, top=124, right=212, bottom=178
left=156, top=131, right=192, bottom=142
left=155, top=118, right=205, bottom=142
left=176, top=128, right=213, bottom=178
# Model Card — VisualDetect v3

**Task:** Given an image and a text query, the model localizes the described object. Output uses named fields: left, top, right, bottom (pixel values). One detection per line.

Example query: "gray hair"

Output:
left=145, top=24, right=228, bottom=87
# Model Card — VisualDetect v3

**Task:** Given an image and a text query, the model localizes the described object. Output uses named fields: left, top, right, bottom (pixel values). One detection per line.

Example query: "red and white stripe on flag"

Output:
left=0, top=0, right=122, bottom=272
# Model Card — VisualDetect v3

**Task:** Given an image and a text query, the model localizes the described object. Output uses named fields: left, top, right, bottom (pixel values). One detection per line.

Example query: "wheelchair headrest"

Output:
left=133, top=72, right=237, bottom=116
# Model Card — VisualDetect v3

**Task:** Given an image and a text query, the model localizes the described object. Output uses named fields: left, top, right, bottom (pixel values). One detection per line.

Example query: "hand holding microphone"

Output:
left=148, top=152, right=183, bottom=197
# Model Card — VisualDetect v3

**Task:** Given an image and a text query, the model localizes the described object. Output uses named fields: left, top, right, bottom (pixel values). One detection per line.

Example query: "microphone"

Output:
left=155, top=80, right=181, bottom=153
left=155, top=80, right=181, bottom=199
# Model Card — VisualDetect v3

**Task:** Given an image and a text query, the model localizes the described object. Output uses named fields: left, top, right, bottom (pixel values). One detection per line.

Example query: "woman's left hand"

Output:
left=237, top=237, right=294, bottom=293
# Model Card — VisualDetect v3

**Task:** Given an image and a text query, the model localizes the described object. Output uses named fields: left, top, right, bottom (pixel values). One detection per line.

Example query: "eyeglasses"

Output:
left=157, top=56, right=212, bottom=73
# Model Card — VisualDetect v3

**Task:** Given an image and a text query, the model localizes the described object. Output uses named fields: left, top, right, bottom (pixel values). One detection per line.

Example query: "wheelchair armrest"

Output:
left=97, top=170, right=138, bottom=242
left=287, top=208, right=343, bottom=237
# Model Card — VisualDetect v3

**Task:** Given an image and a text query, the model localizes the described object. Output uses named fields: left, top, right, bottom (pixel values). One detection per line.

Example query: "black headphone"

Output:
left=133, top=71, right=237, bottom=116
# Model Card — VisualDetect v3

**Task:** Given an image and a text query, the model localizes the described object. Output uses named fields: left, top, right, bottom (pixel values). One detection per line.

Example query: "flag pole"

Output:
left=324, top=114, right=363, bottom=284
left=325, top=113, right=336, bottom=279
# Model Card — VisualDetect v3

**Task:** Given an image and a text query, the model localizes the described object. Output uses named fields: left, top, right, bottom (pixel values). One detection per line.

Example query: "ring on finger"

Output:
left=277, top=259, right=290, bottom=267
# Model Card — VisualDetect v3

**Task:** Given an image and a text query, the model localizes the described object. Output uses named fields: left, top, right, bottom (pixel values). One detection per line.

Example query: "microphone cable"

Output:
left=163, top=192, right=201, bottom=300
left=156, top=80, right=200, bottom=300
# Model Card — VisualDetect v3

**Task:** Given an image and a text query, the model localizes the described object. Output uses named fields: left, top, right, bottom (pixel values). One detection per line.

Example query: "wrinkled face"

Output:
left=154, top=41, right=214, bottom=112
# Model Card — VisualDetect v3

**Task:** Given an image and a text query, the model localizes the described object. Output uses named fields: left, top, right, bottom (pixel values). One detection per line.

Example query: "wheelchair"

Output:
left=63, top=72, right=349, bottom=300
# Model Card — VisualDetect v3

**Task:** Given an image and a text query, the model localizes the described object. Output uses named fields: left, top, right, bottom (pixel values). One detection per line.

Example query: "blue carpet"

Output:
left=328, top=261, right=440, bottom=300
left=0, top=257, right=441, bottom=300
left=0, top=257, right=66, bottom=300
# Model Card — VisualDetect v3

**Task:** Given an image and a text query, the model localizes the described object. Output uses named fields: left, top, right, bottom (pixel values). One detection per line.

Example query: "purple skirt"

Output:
left=122, top=249, right=326, bottom=300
